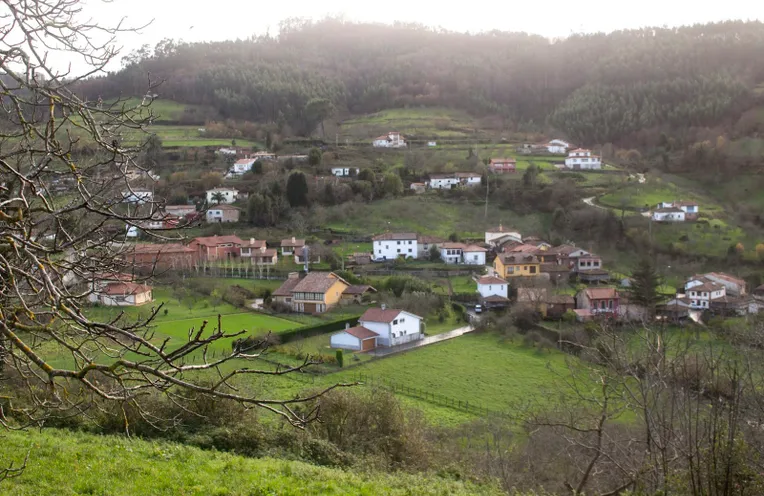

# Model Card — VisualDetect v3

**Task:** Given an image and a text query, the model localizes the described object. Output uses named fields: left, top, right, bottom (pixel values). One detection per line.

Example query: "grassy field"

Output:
left=326, top=196, right=550, bottom=238
left=338, top=107, right=484, bottom=140
left=0, top=429, right=500, bottom=496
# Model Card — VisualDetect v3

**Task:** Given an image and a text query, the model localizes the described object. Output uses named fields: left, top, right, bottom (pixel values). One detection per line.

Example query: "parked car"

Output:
left=474, top=304, right=482, bottom=314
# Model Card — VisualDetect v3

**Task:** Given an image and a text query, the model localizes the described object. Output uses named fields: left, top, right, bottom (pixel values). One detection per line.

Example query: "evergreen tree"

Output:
left=629, top=257, right=663, bottom=318
left=308, top=147, right=322, bottom=167
left=286, top=171, right=309, bottom=207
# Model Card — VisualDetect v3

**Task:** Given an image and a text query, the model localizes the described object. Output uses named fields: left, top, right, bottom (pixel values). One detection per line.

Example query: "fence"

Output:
left=193, top=264, right=290, bottom=280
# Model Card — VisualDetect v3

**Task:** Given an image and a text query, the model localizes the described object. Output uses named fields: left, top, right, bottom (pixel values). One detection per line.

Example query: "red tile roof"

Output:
left=584, top=287, right=619, bottom=300
left=343, top=285, right=377, bottom=295
left=130, top=243, right=195, bottom=254
left=102, top=282, right=152, bottom=296
left=478, top=276, right=507, bottom=285
left=360, top=308, right=406, bottom=323
left=281, top=238, right=306, bottom=247
left=292, top=272, right=349, bottom=294
left=372, top=232, right=417, bottom=241
left=193, top=235, right=243, bottom=247
left=463, top=245, right=488, bottom=252
left=273, top=276, right=301, bottom=297
left=342, top=326, right=379, bottom=340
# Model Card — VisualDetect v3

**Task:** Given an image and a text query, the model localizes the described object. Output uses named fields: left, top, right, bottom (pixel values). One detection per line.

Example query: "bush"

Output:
left=335, top=349, right=344, bottom=367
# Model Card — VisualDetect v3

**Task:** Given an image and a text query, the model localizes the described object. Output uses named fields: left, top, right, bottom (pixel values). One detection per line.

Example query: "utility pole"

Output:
left=484, top=165, right=489, bottom=220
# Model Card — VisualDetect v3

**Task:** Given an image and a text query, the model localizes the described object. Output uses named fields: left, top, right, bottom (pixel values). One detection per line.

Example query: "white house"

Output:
left=217, top=147, right=238, bottom=156
left=476, top=275, right=509, bottom=300
left=358, top=306, right=423, bottom=347
left=427, top=141, right=437, bottom=147
left=372, top=232, right=418, bottom=260
left=331, top=167, right=359, bottom=177
left=372, top=132, right=407, bottom=148
left=206, top=188, right=239, bottom=204
left=88, top=275, right=153, bottom=307
left=565, top=149, right=601, bottom=169
left=427, top=174, right=459, bottom=189
left=231, top=158, right=255, bottom=176
left=121, top=189, right=153, bottom=205
left=657, top=201, right=699, bottom=219
left=455, top=172, right=482, bottom=186
left=439, top=243, right=487, bottom=265
left=330, top=325, right=379, bottom=352
left=685, top=277, right=726, bottom=309
left=205, top=204, right=240, bottom=223
left=547, top=139, right=571, bottom=154
left=463, top=245, right=487, bottom=265
left=485, top=225, right=522, bottom=245
left=652, top=207, right=686, bottom=222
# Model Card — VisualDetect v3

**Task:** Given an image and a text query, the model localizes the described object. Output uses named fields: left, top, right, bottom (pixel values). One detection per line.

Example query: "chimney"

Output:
left=381, top=303, right=386, bottom=311
left=291, top=236, right=296, bottom=243
left=250, top=237, right=255, bottom=245
left=345, top=322, right=350, bottom=329
left=288, top=272, right=299, bottom=280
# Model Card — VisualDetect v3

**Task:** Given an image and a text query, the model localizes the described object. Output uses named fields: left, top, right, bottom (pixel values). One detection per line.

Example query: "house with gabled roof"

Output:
left=489, top=158, right=516, bottom=173
left=372, top=132, right=406, bottom=148
left=476, top=275, right=509, bottom=304
left=189, top=235, right=243, bottom=261
left=576, top=287, right=619, bottom=316
left=565, top=148, right=601, bottom=169
left=485, top=224, right=522, bottom=245
left=493, top=253, right=541, bottom=278
left=358, top=305, right=424, bottom=347
left=372, top=232, right=418, bottom=260
left=280, top=237, right=305, bottom=256
left=272, top=271, right=350, bottom=314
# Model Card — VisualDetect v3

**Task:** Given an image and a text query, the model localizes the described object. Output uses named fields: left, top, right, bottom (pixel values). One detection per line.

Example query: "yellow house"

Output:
left=493, top=253, right=541, bottom=278
left=274, top=271, right=350, bottom=314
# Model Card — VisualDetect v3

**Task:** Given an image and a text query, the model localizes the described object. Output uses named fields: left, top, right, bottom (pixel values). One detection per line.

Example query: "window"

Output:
left=530, top=266, right=537, bottom=274
left=393, top=319, right=398, bottom=325
left=397, top=241, right=401, bottom=245
left=523, top=266, right=528, bottom=270
left=408, top=249, right=412, bottom=253
left=397, top=249, right=401, bottom=253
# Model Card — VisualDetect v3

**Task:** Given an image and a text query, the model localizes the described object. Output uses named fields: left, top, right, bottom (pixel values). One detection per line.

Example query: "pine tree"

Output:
left=286, top=171, right=309, bottom=207
left=630, top=257, right=663, bottom=318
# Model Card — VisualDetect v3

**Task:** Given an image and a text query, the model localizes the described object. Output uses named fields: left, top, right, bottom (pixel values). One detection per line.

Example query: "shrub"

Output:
left=335, top=349, right=344, bottom=367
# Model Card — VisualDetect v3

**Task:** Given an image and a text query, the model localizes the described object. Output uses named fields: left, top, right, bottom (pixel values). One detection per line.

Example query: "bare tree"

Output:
left=0, top=0, right=348, bottom=447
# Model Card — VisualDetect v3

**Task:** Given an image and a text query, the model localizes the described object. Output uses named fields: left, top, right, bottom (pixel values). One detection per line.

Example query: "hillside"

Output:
left=0, top=429, right=501, bottom=495
left=79, top=20, right=764, bottom=149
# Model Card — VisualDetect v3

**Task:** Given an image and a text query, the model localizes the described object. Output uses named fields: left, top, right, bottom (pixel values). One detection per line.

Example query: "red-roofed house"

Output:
left=477, top=275, right=508, bottom=302
left=576, top=287, right=619, bottom=315
left=359, top=306, right=424, bottom=347
left=489, top=158, right=516, bottom=173
left=189, top=235, right=243, bottom=261
left=372, top=132, right=406, bottom=148
left=126, top=243, right=198, bottom=271
left=88, top=276, right=153, bottom=307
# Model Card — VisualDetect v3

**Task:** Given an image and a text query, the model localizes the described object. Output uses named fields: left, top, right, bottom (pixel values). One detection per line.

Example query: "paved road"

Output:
left=367, top=325, right=474, bottom=357
left=583, top=196, right=607, bottom=210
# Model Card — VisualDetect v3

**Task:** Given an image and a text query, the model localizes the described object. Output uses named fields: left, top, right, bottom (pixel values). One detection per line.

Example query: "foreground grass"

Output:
left=0, top=429, right=501, bottom=496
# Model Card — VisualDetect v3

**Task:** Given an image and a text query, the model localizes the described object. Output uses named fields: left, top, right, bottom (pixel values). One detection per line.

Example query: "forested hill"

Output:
left=79, top=20, right=764, bottom=145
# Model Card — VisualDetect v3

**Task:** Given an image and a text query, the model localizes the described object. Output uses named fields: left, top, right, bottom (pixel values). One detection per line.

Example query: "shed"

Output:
left=330, top=326, right=379, bottom=351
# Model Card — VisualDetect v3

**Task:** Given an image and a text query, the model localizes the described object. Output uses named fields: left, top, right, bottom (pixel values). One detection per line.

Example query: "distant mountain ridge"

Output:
left=77, top=19, right=764, bottom=145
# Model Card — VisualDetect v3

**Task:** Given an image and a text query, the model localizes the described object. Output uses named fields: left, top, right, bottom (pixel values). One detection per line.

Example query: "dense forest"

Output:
left=78, top=19, right=764, bottom=145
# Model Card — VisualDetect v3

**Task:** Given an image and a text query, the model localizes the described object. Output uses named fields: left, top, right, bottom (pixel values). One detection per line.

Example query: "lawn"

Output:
left=325, top=196, right=550, bottom=239
left=0, top=429, right=500, bottom=496
left=339, top=107, right=483, bottom=140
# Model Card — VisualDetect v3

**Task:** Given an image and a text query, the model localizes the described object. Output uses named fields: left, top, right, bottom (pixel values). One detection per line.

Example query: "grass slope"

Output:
left=339, top=107, right=483, bottom=140
left=1, top=429, right=501, bottom=496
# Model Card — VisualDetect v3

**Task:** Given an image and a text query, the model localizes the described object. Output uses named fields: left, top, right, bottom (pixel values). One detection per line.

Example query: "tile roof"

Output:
left=360, top=308, right=409, bottom=324
left=343, top=285, right=377, bottom=295
left=706, top=272, right=746, bottom=287
left=372, top=232, right=418, bottom=241
left=483, top=295, right=510, bottom=302
left=342, top=326, right=379, bottom=340
left=281, top=238, right=306, bottom=247
left=655, top=207, right=684, bottom=213
left=478, top=276, right=507, bottom=285
left=242, top=239, right=266, bottom=249
left=463, top=245, right=488, bottom=252
left=130, top=243, right=195, bottom=254
left=584, top=287, right=619, bottom=299
left=417, top=235, right=446, bottom=244
left=292, top=272, right=348, bottom=294
left=209, top=204, right=240, bottom=211
left=102, top=282, right=152, bottom=295
left=505, top=243, right=539, bottom=253
left=498, top=253, right=539, bottom=263
left=486, top=224, right=519, bottom=233
left=273, top=276, right=301, bottom=297
left=440, top=242, right=466, bottom=249
left=489, top=158, right=517, bottom=164
left=547, top=295, right=575, bottom=305
left=193, top=235, right=243, bottom=247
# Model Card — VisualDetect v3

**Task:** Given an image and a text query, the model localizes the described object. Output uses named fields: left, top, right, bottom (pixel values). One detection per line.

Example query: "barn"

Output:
left=330, top=326, right=379, bottom=352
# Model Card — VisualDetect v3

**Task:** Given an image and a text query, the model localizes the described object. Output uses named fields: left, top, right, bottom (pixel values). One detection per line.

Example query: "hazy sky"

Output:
left=70, top=0, right=764, bottom=73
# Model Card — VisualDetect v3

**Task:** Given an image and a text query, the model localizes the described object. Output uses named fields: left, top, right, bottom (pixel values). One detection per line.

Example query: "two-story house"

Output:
left=205, top=204, right=240, bottom=223
left=358, top=306, right=423, bottom=347
left=657, top=201, right=700, bottom=220
left=189, top=235, right=243, bottom=261
left=477, top=275, right=509, bottom=302
left=493, top=253, right=541, bottom=278
left=372, top=232, right=418, bottom=260
left=546, top=139, right=571, bottom=154
left=685, top=277, right=726, bottom=309
left=240, top=239, right=278, bottom=265
left=427, top=174, right=460, bottom=189
left=576, top=287, right=619, bottom=316
left=565, top=149, right=601, bottom=169
left=280, top=237, right=305, bottom=256
left=206, top=187, right=239, bottom=204
left=231, top=158, right=255, bottom=176
left=489, top=158, right=517, bottom=173
left=273, top=271, right=350, bottom=314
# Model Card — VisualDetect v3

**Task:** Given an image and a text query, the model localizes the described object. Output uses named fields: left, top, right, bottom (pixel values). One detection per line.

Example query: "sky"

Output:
left=63, top=0, right=764, bottom=74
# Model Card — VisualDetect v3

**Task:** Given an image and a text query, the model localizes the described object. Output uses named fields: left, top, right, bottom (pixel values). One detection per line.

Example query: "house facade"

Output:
left=685, top=277, right=726, bottom=309
left=206, top=204, right=240, bottom=223
left=280, top=237, right=305, bottom=255
left=565, top=149, right=601, bottom=169
left=273, top=271, right=350, bottom=314
left=189, top=235, right=243, bottom=261
left=489, top=158, right=516, bottom=173
left=547, top=139, right=570, bottom=154
left=121, top=189, right=153, bottom=205
left=427, top=175, right=459, bottom=189
left=330, top=325, right=379, bottom=352
left=417, top=235, right=445, bottom=258
left=477, top=275, right=508, bottom=299
left=576, top=254, right=603, bottom=272
left=494, top=253, right=541, bottom=278
left=703, top=272, right=746, bottom=296
left=358, top=306, right=423, bottom=347
left=576, top=287, right=619, bottom=315
left=240, top=239, right=278, bottom=265
left=454, top=172, right=482, bottom=186
left=657, top=201, right=699, bottom=220
left=652, top=207, right=686, bottom=222
left=127, top=243, right=198, bottom=272
left=231, top=158, right=255, bottom=175
left=206, top=188, right=239, bottom=204
left=89, top=281, right=153, bottom=307
left=372, top=132, right=407, bottom=148
left=331, top=167, right=359, bottom=177
left=372, top=232, right=418, bottom=260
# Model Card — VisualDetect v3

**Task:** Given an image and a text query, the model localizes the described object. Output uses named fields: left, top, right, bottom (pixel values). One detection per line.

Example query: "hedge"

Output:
left=278, top=315, right=362, bottom=344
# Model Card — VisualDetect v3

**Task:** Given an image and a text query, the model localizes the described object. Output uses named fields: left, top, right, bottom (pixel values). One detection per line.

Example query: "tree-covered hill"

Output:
left=78, top=19, right=764, bottom=145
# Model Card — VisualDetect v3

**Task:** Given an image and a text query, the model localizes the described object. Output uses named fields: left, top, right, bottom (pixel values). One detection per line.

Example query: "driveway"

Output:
left=367, top=325, right=474, bottom=357
left=583, top=196, right=607, bottom=210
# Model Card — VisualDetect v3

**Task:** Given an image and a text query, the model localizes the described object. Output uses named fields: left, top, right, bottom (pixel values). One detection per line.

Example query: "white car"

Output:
left=474, top=304, right=482, bottom=314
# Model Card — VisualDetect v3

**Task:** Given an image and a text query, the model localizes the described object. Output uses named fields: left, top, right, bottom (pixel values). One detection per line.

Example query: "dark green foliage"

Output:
left=308, top=147, right=322, bottom=167
left=629, top=257, right=663, bottom=317
left=428, top=245, right=441, bottom=261
left=276, top=316, right=362, bottom=344
left=381, top=173, right=403, bottom=198
left=286, top=171, right=309, bottom=207
left=335, top=349, right=344, bottom=368
left=380, top=275, right=431, bottom=297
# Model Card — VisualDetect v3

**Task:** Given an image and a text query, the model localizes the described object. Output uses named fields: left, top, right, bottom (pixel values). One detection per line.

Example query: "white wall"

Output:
left=485, top=231, right=522, bottom=245
left=440, top=248, right=463, bottom=264
left=330, top=332, right=361, bottom=350
left=463, top=251, right=485, bottom=265
left=206, top=190, right=238, bottom=204
left=478, top=283, right=508, bottom=299
left=360, top=312, right=422, bottom=347
left=565, top=156, right=602, bottom=169
left=652, top=211, right=685, bottom=222
left=428, top=178, right=458, bottom=189
left=373, top=239, right=417, bottom=259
